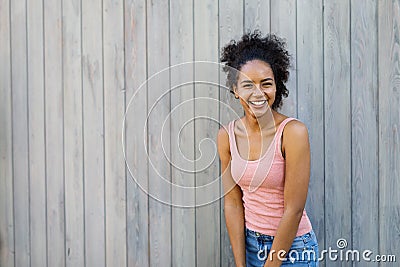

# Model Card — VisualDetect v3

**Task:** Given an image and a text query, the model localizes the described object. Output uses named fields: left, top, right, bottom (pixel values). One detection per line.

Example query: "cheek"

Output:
left=265, top=89, right=276, bottom=105
left=265, top=88, right=276, bottom=96
left=236, top=89, right=252, bottom=99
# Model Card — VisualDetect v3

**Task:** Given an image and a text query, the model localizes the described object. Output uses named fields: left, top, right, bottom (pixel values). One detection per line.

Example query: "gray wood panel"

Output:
left=44, top=0, right=65, bottom=265
left=219, top=1, right=244, bottom=266
left=63, top=0, right=85, bottom=265
left=103, top=0, right=127, bottom=266
left=379, top=1, right=400, bottom=266
left=27, top=0, right=46, bottom=265
left=244, top=0, right=270, bottom=33
left=1, top=1, right=400, bottom=266
left=323, top=1, right=352, bottom=266
left=271, top=0, right=297, bottom=118
left=170, top=0, right=196, bottom=266
left=296, top=1, right=325, bottom=265
left=124, top=0, right=149, bottom=266
left=0, top=0, right=14, bottom=266
left=194, top=1, right=221, bottom=267
left=146, top=0, right=172, bottom=266
left=10, top=0, right=30, bottom=265
left=351, top=1, right=379, bottom=266
left=81, top=0, right=105, bottom=265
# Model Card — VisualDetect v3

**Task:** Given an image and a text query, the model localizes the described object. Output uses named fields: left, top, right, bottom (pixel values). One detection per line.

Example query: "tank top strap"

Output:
left=275, top=117, right=298, bottom=152
left=227, top=120, right=239, bottom=158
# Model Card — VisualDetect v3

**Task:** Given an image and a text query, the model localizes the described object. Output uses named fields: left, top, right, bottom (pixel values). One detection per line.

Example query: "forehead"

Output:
left=238, top=59, right=274, bottom=81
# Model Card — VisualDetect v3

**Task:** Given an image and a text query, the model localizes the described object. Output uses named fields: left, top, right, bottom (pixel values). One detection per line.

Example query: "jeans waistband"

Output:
left=246, top=228, right=274, bottom=240
left=246, top=228, right=316, bottom=242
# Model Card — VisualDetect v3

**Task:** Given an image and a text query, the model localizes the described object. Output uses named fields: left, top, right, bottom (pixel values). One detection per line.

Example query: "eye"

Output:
left=242, top=83, right=253, bottom=89
left=262, top=82, right=272, bottom=88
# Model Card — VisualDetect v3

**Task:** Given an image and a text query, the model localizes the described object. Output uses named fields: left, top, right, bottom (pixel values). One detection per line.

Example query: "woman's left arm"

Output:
left=263, top=120, right=311, bottom=267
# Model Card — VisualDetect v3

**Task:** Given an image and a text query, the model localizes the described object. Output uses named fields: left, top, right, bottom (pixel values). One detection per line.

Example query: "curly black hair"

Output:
left=220, top=30, right=290, bottom=110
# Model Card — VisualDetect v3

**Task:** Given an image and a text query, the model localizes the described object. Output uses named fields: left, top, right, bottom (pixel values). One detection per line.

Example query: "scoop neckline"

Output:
left=231, top=117, right=291, bottom=163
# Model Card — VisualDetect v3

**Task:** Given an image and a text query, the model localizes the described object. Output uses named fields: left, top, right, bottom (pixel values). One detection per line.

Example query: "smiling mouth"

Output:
left=248, top=100, right=267, bottom=106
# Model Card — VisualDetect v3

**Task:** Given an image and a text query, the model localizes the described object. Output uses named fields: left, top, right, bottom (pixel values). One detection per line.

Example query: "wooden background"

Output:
left=0, top=0, right=399, bottom=266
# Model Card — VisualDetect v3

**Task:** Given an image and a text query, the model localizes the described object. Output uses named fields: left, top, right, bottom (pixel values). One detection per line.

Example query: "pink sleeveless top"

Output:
left=228, top=117, right=312, bottom=236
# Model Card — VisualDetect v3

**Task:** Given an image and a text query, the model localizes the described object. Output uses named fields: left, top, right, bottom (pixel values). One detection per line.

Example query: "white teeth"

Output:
left=249, top=100, right=267, bottom=106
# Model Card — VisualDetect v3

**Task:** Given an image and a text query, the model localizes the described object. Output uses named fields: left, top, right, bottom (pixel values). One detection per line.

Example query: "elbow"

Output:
left=224, top=197, right=243, bottom=210
left=283, top=206, right=304, bottom=221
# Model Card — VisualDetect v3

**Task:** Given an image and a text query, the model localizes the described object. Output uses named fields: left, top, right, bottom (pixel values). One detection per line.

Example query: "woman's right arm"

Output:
left=217, top=127, right=246, bottom=267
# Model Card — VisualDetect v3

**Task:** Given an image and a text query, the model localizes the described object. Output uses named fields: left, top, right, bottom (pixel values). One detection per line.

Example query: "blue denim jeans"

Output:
left=245, top=228, right=319, bottom=267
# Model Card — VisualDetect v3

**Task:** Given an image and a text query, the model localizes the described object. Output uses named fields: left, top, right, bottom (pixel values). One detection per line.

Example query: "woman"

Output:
left=217, top=31, right=319, bottom=267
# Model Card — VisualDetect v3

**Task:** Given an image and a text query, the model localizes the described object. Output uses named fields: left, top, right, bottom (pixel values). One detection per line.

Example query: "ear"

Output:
left=232, top=85, right=239, bottom=99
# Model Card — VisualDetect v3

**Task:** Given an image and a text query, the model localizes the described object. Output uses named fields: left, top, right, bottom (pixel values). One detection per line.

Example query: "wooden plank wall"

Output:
left=379, top=1, right=400, bottom=266
left=0, top=0, right=399, bottom=267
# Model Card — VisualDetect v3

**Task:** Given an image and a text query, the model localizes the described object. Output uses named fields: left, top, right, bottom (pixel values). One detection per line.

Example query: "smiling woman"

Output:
left=235, top=60, right=276, bottom=119
left=218, top=31, right=319, bottom=267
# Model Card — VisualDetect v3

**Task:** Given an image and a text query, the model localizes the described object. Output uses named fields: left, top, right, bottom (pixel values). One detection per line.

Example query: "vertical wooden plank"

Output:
left=324, top=1, right=351, bottom=266
left=27, top=0, right=47, bottom=265
left=270, top=0, right=297, bottom=117
left=351, top=1, right=379, bottom=266
left=296, top=0, right=325, bottom=263
left=194, top=1, right=221, bottom=267
left=63, top=0, right=85, bottom=265
left=82, top=0, right=105, bottom=265
left=0, top=0, right=15, bottom=265
left=103, top=0, right=126, bottom=266
left=44, top=0, right=65, bottom=266
left=218, top=1, right=243, bottom=266
left=146, top=0, right=171, bottom=266
left=170, top=0, right=195, bottom=266
left=124, top=0, right=149, bottom=265
left=379, top=0, right=400, bottom=264
left=244, top=0, right=270, bottom=33
left=10, top=0, right=30, bottom=265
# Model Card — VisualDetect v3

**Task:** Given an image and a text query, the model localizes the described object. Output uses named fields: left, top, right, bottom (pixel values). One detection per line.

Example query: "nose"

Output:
left=253, top=84, right=264, bottom=96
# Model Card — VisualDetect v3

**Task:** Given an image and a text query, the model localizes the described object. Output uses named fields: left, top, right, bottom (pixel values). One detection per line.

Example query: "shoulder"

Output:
left=282, top=119, right=309, bottom=150
left=283, top=119, right=309, bottom=138
left=217, top=124, right=229, bottom=141
left=217, top=124, right=230, bottom=155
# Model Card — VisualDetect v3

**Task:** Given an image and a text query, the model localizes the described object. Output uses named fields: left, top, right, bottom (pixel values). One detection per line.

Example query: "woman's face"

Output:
left=233, top=59, right=276, bottom=118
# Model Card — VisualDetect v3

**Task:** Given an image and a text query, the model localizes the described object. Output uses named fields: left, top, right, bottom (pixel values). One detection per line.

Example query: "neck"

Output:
left=243, top=110, right=276, bottom=133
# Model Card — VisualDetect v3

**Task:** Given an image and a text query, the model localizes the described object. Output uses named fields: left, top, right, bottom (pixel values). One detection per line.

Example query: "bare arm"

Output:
left=264, top=121, right=311, bottom=267
left=217, top=127, right=246, bottom=267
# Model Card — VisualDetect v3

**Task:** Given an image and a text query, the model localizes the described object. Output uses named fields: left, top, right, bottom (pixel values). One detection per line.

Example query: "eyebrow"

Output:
left=240, top=78, right=273, bottom=84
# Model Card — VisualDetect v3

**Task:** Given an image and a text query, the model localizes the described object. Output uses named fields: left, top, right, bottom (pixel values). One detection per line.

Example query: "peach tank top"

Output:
left=228, top=117, right=312, bottom=236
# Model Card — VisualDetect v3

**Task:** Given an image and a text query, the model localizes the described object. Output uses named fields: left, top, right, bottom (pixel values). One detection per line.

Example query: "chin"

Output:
left=249, top=109, right=270, bottom=118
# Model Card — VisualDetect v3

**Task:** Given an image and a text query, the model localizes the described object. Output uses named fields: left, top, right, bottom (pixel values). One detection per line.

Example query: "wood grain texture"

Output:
left=270, top=0, right=297, bottom=118
left=44, top=0, right=65, bottom=266
left=244, top=0, right=270, bottom=33
left=323, top=2, right=352, bottom=266
left=124, top=0, right=149, bottom=266
left=103, top=0, right=127, bottom=266
left=62, top=0, right=85, bottom=265
left=219, top=0, right=243, bottom=266
left=10, top=0, right=30, bottom=265
left=2, top=2, right=400, bottom=267
left=170, top=0, right=196, bottom=266
left=351, top=1, right=379, bottom=266
left=296, top=0, right=325, bottom=263
left=146, top=0, right=172, bottom=266
left=82, top=0, right=105, bottom=265
left=379, top=0, right=400, bottom=265
left=194, top=1, right=221, bottom=267
left=0, top=0, right=14, bottom=265
left=27, top=0, right=47, bottom=265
